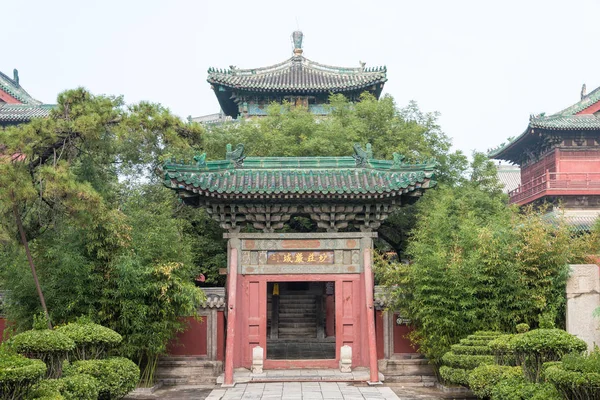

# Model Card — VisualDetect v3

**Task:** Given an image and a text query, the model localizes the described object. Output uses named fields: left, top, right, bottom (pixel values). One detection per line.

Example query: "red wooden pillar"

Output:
left=363, top=249, right=380, bottom=384
left=224, top=248, right=238, bottom=386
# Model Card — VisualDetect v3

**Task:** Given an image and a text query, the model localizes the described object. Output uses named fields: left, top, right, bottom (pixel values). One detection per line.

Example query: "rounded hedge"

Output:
left=441, top=353, right=494, bottom=370
left=55, top=322, right=122, bottom=361
left=64, top=357, right=139, bottom=399
left=0, top=352, right=47, bottom=400
left=511, top=329, right=587, bottom=355
left=511, top=329, right=587, bottom=382
left=467, top=364, right=522, bottom=399
left=440, top=331, right=501, bottom=387
left=488, top=334, right=517, bottom=366
left=11, top=329, right=75, bottom=379
left=491, top=376, right=561, bottom=400
left=11, top=329, right=75, bottom=354
left=439, top=365, right=470, bottom=386
left=545, top=352, right=600, bottom=399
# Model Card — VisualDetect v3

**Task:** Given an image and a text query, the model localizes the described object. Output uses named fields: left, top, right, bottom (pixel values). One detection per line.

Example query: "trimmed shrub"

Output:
left=468, top=364, right=522, bottom=399
left=64, top=357, right=139, bottom=399
left=55, top=322, right=122, bottom=361
left=439, top=365, right=470, bottom=386
left=545, top=352, right=600, bottom=399
left=11, top=329, right=75, bottom=379
left=491, top=376, right=561, bottom=400
left=511, top=329, right=587, bottom=382
left=0, top=351, right=46, bottom=400
left=488, top=334, right=517, bottom=366
left=439, top=331, right=502, bottom=386
left=515, top=323, right=529, bottom=334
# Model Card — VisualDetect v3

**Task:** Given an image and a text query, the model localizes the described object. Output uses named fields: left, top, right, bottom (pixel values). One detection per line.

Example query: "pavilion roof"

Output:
left=489, top=85, right=600, bottom=164
left=207, top=56, right=387, bottom=94
left=0, top=70, right=42, bottom=105
left=163, top=145, right=436, bottom=203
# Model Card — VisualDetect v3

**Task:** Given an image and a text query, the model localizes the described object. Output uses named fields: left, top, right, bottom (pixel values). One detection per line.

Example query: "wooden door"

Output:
left=335, top=278, right=360, bottom=364
left=244, top=279, right=267, bottom=367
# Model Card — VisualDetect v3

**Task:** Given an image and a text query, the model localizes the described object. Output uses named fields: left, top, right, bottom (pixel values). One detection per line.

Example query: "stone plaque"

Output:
left=266, top=250, right=334, bottom=265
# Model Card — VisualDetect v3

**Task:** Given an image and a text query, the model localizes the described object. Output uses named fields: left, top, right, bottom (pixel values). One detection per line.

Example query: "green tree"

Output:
left=0, top=88, right=206, bottom=384
left=377, top=154, right=593, bottom=368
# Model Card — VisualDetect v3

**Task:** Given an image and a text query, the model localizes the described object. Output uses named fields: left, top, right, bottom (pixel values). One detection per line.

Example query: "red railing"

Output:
left=509, top=172, right=600, bottom=204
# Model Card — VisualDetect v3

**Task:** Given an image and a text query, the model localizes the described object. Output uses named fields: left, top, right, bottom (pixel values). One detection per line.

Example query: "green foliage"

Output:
left=0, top=350, right=46, bottom=400
left=11, top=329, right=75, bottom=378
left=488, top=334, right=517, bottom=366
left=544, top=352, right=600, bottom=399
left=30, top=374, right=99, bottom=400
left=515, top=324, right=529, bottom=334
left=468, top=365, right=522, bottom=399
left=441, top=353, right=494, bottom=370
left=378, top=157, right=591, bottom=365
left=64, top=357, right=139, bottom=400
left=439, top=331, right=500, bottom=386
left=490, top=376, right=561, bottom=400
left=511, top=329, right=587, bottom=382
left=55, top=320, right=122, bottom=360
left=439, top=366, right=470, bottom=386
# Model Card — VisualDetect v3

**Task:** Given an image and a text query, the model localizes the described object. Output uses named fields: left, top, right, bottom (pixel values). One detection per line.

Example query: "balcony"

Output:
left=509, top=172, right=600, bottom=205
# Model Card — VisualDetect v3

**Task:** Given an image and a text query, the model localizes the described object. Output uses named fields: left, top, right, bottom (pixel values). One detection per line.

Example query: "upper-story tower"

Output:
left=206, top=31, right=387, bottom=119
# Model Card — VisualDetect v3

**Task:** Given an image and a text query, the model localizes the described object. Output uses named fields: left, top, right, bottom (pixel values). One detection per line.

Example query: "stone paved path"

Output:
left=206, top=382, right=400, bottom=400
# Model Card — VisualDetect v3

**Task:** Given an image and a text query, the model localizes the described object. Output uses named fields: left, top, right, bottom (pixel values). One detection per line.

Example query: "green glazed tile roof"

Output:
left=208, top=56, right=387, bottom=94
left=0, top=103, right=54, bottom=122
left=164, top=147, right=435, bottom=200
left=489, top=85, right=600, bottom=162
left=0, top=70, right=42, bottom=105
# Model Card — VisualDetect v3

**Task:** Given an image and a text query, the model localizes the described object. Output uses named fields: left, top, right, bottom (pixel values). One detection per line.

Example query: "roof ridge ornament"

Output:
left=353, top=143, right=372, bottom=167
left=292, top=31, right=303, bottom=56
left=226, top=143, right=246, bottom=167
left=581, top=83, right=587, bottom=100
left=194, top=153, right=207, bottom=167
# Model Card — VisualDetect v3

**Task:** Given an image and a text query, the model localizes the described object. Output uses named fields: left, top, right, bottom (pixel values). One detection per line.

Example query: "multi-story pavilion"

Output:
left=163, top=144, right=436, bottom=385
left=204, top=31, right=387, bottom=119
left=490, top=84, right=600, bottom=228
left=0, top=69, right=53, bottom=128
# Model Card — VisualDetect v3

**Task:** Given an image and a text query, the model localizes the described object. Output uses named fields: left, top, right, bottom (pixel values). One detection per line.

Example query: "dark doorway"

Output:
left=266, top=281, right=336, bottom=360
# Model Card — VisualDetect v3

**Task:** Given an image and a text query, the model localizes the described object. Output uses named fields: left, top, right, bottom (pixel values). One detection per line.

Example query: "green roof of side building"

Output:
left=164, top=144, right=435, bottom=203
left=0, top=69, right=54, bottom=125
left=489, top=84, right=600, bottom=164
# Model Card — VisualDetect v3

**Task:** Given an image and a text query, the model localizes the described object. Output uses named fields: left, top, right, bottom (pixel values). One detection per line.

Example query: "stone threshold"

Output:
left=217, top=367, right=385, bottom=386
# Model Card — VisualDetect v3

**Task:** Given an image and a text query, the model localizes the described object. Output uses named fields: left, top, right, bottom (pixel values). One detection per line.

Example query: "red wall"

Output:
left=376, top=311, right=384, bottom=359
left=558, top=150, right=600, bottom=174
left=167, top=317, right=208, bottom=356
left=217, top=311, right=225, bottom=361
left=393, top=314, right=418, bottom=353
left=0, top=318, right=6, bottom=342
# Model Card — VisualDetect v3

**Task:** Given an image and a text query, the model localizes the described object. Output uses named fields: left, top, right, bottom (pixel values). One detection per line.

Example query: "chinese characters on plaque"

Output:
left=267, top=251, right=334, bottom=265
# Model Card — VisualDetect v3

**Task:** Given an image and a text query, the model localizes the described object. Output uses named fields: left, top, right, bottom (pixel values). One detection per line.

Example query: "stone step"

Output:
left=279, top=328, right=317, bottom=336
left=279, top=304, right=316, bottom=309
left=279, top=321, right=315, bottom=326
left=278, top=313, right=318, bottom=319
left=155, top=359, right=222, bottom=386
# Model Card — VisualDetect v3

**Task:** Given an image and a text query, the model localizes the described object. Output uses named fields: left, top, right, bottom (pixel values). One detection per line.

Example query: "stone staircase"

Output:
left=277, top=293, right=317, bottom=338
left=378, top=355, right=437, bottom=387
left=154, top=356, right=222, bottom=386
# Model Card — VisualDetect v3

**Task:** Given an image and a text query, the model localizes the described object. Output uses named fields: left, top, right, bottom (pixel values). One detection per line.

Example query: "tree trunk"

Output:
left=11, top=201, right=52, bottom=329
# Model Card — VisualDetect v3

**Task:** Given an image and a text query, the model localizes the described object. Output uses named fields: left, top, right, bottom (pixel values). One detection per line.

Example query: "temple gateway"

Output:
left=163, top=145, right=436, bottom=384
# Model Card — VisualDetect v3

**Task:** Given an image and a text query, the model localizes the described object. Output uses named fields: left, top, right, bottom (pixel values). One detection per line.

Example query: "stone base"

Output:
left=378, top=358, right=437, bottom=387
left=155, top=357, right=223, bottom=386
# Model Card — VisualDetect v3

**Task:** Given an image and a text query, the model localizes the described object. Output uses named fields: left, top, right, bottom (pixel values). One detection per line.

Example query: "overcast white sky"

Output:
left=2, top=0, right=599, bottom=156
